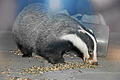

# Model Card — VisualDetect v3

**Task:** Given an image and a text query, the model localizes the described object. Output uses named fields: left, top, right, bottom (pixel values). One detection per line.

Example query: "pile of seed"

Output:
left=21, top=62, right=97, bottom=74
left=9, top=49, right=42, bottom=58
left=10, top=77, right=31, bottom=80
left=9, top=49, right=22, bottom=56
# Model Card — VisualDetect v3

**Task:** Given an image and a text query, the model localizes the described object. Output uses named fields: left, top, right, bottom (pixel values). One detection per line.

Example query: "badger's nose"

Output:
left=92, top=62, right=98, bottom=66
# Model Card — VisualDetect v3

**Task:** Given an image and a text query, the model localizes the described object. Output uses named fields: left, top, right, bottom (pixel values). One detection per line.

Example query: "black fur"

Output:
left=16, top=42, right=33, bottom=57
left=35, top=40, right=72, bottom=64
left=68, top=42, right=84, bottom=58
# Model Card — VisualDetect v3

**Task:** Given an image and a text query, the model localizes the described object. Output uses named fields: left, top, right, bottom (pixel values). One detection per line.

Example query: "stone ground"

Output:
left=0, top=32, right=120, bottom=80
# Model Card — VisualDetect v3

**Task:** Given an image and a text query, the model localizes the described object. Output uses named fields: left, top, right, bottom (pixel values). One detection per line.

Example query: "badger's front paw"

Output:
left=22, top=54, right=32, bottom=57
left=88, top=59, right=98, bottom=65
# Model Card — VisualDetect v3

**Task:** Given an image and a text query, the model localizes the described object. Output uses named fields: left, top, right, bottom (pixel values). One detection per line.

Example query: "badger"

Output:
left=12, top=3, right=98, bottom=65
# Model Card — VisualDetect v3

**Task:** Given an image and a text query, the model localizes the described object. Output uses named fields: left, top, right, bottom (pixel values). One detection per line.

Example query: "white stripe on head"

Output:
left=60, top=34, right=90, bottom=59
left=78, top=30, right=97, bottom=62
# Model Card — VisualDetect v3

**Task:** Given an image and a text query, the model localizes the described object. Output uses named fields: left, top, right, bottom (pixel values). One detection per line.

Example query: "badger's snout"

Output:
left=87, top=58, right=98, bottom=65
left=84, top=51, right=98, bottom=65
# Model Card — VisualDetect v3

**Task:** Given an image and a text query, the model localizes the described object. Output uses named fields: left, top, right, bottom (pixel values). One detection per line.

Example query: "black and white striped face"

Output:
left=60, top=28, right=98, bottom=65
left=77, top=29, right=98, bottom=64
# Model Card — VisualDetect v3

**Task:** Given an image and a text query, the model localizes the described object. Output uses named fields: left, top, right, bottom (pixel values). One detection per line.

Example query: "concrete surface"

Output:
left=0, top=32, right=120, bottom=80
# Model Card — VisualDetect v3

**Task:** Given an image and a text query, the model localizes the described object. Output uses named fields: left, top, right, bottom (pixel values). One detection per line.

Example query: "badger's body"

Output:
left=12, top=3, right=98, bottom=64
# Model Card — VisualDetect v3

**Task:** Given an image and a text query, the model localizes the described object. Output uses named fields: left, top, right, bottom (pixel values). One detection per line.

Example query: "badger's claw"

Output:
left=48, top=57, right=65, bottom=64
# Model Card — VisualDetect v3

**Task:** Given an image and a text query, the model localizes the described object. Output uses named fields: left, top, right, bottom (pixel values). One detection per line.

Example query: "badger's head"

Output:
left=60, top=28, right=98, bottom=65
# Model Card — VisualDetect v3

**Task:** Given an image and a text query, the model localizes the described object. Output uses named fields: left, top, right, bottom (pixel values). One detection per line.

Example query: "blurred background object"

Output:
left=0, top=0, right=120, bottom=32
left=0, top=0, right=16, bottom=31
left=91, top=0, right=120, bottom=33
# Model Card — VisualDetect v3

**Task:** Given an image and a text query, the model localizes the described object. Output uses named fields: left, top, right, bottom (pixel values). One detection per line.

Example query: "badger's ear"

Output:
left=88, top=29, right=93, bottom=34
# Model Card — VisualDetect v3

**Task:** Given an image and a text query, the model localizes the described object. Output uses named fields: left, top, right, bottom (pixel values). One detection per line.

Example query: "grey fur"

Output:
left=12, top=3, right=95, bottom=64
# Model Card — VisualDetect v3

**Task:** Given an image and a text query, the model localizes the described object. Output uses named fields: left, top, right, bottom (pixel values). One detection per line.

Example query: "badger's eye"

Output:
left=89, top=51, right=94, bottom=59
left=89, top=50, right=93, bottom=54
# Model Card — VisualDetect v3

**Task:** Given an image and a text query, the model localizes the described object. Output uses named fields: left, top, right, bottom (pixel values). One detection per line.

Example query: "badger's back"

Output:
left=12, top=3, right=48, bottom=50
